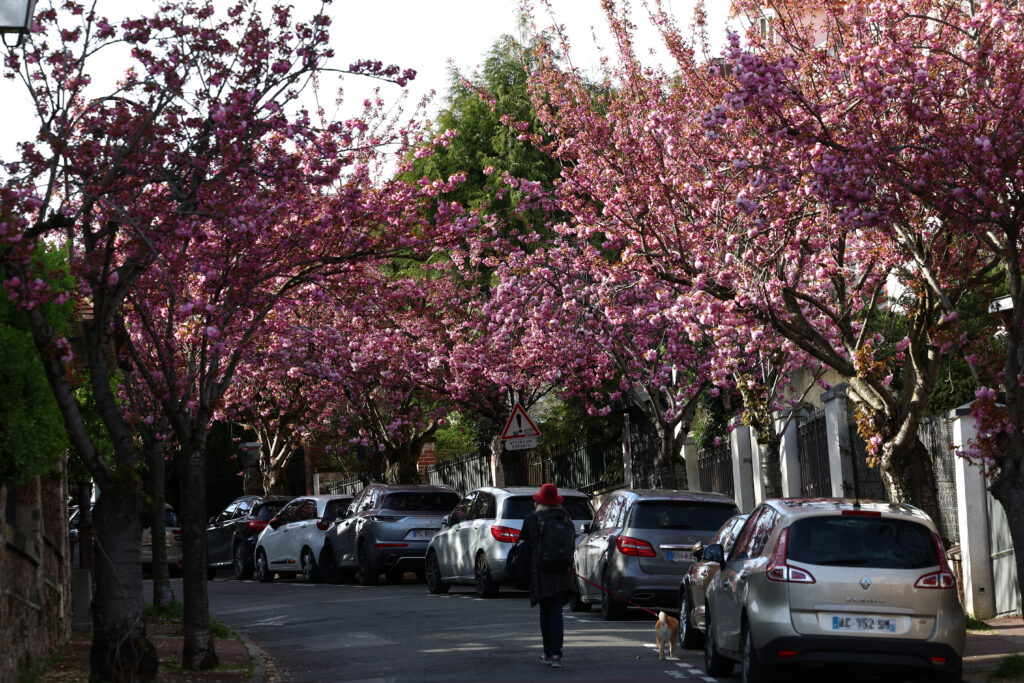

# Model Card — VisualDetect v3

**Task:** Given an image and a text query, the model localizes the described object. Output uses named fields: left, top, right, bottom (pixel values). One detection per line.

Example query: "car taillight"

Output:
left=615, top=535, right=656, bottom=557
left=490, top=525, right=521, bottom=543
left=915, top=532, right=956, bottom=589
left=316, top=520, right=330, bottom=531
left=247, top=520, right=268, bottom=533
left=766, top=527, right=815, bottom=583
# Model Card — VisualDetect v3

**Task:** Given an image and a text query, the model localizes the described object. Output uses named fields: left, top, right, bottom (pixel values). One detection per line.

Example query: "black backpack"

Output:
left=536, top=509, right=575, bottom=572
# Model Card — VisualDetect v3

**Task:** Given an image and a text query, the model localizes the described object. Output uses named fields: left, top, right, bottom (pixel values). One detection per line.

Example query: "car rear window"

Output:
left=787, top=516, right=938, bottom=568
left=502, top=496, right=594, bottom=520
left=323, top=498, right=351, bottom=520
left=629, top=501, right=738, bottom=531
left=382, top=492, right=460, bottom=512
left=254, top=501, right=285, bottom=521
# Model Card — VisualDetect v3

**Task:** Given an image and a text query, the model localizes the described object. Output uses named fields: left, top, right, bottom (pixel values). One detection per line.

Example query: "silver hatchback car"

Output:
left=573, top=489, right=739, bottom=620
left=424, top=486, right=594, bottom=597
left=702, top=498, right=965, bottom=683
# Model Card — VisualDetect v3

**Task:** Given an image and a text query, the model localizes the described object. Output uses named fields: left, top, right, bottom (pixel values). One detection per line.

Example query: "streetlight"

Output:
left=0, top=0, right=36, bottom=48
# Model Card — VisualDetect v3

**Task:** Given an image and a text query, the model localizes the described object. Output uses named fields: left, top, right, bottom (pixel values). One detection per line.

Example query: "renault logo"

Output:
left=860, top=577, right=872, bottom=590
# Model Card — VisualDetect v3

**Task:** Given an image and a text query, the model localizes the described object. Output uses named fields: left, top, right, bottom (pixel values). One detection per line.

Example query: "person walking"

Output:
left=518, top=483, right=577, bottom=668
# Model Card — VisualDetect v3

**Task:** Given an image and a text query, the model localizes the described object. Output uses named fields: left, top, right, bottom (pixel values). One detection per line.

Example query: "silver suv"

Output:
left=424, top=486, right=593, bottom=597
left=573, top=489, right=739, bottom=620
left=702, top=498, right=965, bottom=683
left=320, top=484, right=460, bottom=585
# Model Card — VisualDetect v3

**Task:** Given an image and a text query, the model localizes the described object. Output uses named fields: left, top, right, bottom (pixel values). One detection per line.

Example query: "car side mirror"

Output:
left=209, top=516, right=216, bottom=526
left=441, top=515, right=451, bottom=527
left=693, top=543, right=704, bottom=561
left=579, top=521, right=592, bottom=534
left=268, top=516, right=280, bottom=529
left=703, top=543, right=725, bottom=565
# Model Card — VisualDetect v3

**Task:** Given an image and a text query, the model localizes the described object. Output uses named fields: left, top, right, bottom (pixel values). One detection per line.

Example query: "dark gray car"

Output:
left=574, top=489, right=739, bottom=620
left=320, top=484, right=460, bottom=585
left=206, top=495, right=292, bottom=579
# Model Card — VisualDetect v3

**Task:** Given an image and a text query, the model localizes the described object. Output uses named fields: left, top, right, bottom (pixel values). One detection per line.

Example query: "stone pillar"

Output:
left=747, top=427, right=767, bottom=505
left=490, top=436, right=505, bottom=488
left=777, top=407, right=804, bottom=497
left=729, top=420, right=757, bottom=512
left=683, top=436, right=701, bottom=492
left=950, top=405, right=996, bottom=618
left=823, top=383, right=856, bottom=498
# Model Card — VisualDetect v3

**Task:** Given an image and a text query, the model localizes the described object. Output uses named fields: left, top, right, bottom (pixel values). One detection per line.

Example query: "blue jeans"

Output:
left=539, top=592, right=565, bottom=657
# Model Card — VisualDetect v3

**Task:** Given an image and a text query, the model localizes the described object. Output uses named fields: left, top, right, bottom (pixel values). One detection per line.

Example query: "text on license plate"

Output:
left=832, top=615, right=896, bottom=632
left=667, top=551, right=695, bottom=563
left=406, top=529, right=437, bottom=540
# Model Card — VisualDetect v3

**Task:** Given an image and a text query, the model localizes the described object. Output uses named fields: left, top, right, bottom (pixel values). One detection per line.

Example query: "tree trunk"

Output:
left=89, top=487, right=158, bottom=682
left=146, top=438, right=175, bottom=611
left=75, top=480, right=94, bottom=573
left=180, top=446, right=218, bottom=670
left=653, top=420, right=683, bottom=489
left=878, top=437, right=941, bottom=526
left=758, top=438, right=783, bottom=500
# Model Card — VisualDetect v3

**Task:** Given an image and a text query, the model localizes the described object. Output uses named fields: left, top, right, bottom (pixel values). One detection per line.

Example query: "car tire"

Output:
left=357, top=541, right=379, bottom=586
left=741, top=621, right=772, bottom=683
left=256, top=549, right=274, bottom=583
left=233, top=542, right=254, bottom=580
left=474, top=553, right=499, bottom=598
left=601, top=569, right=626, bottom=621
left=568, top=573, right=591, bottom=612
left=678, top=585, right=703, bottom=649
left=425, top=550, right=450, bottom=594
left=301, top=548, right=321, bottom=584
left=704, top=610, right=734, bottom=676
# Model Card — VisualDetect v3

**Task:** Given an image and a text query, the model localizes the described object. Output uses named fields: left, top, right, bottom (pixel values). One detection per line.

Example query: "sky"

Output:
left=0, top=0, right=730, bottom=161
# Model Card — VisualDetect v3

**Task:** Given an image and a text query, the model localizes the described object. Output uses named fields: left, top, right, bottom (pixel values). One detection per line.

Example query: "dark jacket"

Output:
left=519, top=504, right=577, bottom=607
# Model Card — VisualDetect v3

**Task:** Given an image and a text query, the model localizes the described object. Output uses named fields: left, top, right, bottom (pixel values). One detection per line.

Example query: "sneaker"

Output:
left=549, top=655, right=564, bottom=668
left=539, top=654, right=553, bottom=665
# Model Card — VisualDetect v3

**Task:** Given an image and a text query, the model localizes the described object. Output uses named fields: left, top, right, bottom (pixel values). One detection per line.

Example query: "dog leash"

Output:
left=570, top=570, right=661, bottom=618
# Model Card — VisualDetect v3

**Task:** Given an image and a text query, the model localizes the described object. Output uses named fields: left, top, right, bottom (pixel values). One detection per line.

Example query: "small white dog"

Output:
left=655, top=610, right=680, bottom=660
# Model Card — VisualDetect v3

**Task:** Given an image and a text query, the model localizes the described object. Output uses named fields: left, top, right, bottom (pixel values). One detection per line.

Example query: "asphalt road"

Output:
left=200, top=571, right=718, bottom=682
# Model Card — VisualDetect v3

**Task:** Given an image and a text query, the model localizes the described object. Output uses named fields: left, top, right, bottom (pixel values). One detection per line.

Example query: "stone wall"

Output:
left=0, top=468, right=72, bottom=680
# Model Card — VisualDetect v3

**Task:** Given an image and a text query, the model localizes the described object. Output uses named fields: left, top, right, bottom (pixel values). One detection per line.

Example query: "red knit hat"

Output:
left=533, top=483, right=563, bottom=505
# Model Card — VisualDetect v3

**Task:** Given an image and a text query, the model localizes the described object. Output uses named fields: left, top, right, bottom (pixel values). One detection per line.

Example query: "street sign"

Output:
left=504, top=436, right=538, bottom=451
left=501, top=404, right=541, bottom=449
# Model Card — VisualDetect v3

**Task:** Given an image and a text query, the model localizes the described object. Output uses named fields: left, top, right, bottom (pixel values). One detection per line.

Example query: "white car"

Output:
left=425, top=486, right=594, bottom=597
left=254, top=494, right=352, bottom=583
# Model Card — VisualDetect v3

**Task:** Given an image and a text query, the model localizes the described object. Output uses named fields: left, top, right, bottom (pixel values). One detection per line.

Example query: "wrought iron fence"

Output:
left=423, top=449, right=491, bottom=496
left=797, top=410, right=831, bottom=497
left=920, top=416, right=959, bottom=544
left=698, top=439, right=734, bottom=498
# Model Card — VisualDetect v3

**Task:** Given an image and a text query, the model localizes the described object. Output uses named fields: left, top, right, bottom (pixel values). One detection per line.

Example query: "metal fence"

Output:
left=698, top=439, right=734, bottom=498
left=423, top=449, right=491, bottom=496
left=920, top=416, right=960, bottom=545
left=527, top=438, right=624, bottom=494
left=797, top=410, right=831, bottom=497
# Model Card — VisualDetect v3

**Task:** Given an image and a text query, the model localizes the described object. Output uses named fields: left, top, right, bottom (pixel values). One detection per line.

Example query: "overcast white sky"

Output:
left=0, top=0, right=729, bottom=160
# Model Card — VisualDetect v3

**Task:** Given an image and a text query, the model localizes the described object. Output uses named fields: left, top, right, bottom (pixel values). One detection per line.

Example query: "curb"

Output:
left=239, top=632, right=267, bottom=683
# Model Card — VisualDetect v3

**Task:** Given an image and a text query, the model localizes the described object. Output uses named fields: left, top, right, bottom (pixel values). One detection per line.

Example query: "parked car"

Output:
left=677, top=513, right=748, bottom=649
left=424, top=486, right=594, bottom=597
left=141, top=504, right=182, bottom=576
left=573, top=489, right=739, bottom=620
left=253, top=494, right=353, bottom=583
left=320, top=484, right=460, bottom=586
left=702, top=498, right=965, bottom=683
left=206, top=495, right=292, bottom=580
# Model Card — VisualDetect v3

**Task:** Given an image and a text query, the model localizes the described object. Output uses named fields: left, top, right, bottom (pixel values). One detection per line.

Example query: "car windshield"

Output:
left=630, top=501, right=737, bottom=531
left=787, top=516, right=938, bottom=568
left=502, top=496, right=593, bottom=520
left=382, top=492, right=460, bottom=512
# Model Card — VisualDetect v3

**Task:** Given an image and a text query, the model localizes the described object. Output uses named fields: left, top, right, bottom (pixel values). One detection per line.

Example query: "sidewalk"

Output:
left=963, top=615, right=1024, bottom=682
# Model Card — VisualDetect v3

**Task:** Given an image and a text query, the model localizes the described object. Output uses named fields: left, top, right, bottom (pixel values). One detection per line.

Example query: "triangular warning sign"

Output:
left=501, top=404, right=541, bottom=439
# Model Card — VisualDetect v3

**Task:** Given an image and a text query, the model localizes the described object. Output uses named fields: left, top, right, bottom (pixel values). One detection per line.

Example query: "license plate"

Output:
left=831, top=615, right=896, bottom=632
left=667, top=550, right=695, bottom=563
left=406, top=529, right=436, bottom=540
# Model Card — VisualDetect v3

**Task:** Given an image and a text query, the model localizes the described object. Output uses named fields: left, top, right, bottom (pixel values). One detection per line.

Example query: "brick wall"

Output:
left=0, top=468, right=72, bottom=680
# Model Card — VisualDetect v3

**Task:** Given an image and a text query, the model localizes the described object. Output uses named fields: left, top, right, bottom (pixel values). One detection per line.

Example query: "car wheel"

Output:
left=233, top=542, right=254, bottom=580
left=474, top=553, right=499, bottom=598
left=256, top=549, right=274, bottom=584
left=568, top=573, right=591, bottom=612
left=678, top=585, right=702, bottom=649
left=301, top=548, right=321, bottom=583
left=357, top=541, right=379, bottom=586
left=741, top=621, right=772, bottom=683
left=704, top=609, right=734, bottom=676
left=601, top=569, right=626, bottom=621
left=425, top=550, right=449, bottom=594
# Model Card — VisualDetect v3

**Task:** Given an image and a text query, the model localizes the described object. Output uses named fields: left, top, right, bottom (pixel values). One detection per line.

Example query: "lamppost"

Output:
left=0, top=0, right=36, bottom=47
